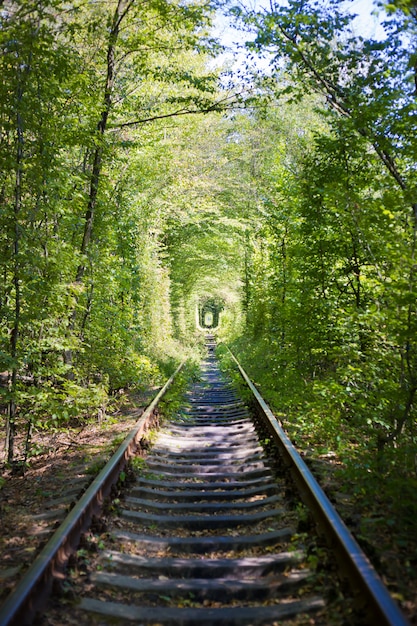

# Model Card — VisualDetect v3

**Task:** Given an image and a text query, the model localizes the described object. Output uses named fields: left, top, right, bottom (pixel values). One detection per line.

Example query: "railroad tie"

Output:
left=78, top=347, right=325, bottom=624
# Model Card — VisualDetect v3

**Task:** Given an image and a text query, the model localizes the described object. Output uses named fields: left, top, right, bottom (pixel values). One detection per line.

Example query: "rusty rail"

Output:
left=226, top=347, right=409, bottom=626
left=0, top=360, right=186, bottom=626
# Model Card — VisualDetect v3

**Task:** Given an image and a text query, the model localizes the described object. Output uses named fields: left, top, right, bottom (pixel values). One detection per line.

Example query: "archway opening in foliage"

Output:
left=204, top=311, right=214, bottom=327
left=198, top=297, right=224, bottom=329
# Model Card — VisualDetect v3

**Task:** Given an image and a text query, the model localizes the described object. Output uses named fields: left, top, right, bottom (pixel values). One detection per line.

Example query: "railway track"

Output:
left=0, top=338, right=409, bottom=625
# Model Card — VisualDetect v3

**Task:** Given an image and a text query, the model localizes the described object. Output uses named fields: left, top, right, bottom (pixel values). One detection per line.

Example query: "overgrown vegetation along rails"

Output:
left=0, top=356, right=200, bottom=615
left=1, top=0, right=417, bottom=617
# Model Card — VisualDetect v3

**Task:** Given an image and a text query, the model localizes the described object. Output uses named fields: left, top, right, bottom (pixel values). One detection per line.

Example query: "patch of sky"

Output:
left=211, top=0, right=388, bottom=74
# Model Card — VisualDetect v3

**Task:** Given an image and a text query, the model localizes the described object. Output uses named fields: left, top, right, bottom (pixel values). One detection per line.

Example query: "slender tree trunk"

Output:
left=76, top=0, right=132, bottom=284
left=280, top=228, right=287, bottom=348
left=23, top=418, right=33, bottom=466
left=64, top=0, right=133, bottom=368
left=243, top=230, right=251, bottom=314
left=80, top=281, right=94, bottom=341
left=6, top=89, right=24, bottom=464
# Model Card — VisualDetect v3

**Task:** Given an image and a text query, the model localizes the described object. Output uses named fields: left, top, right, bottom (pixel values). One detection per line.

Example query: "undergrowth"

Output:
left=216, top=338, right=417, bottom=592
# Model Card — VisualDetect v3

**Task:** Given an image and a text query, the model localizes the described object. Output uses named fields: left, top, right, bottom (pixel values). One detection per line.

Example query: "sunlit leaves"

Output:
left=0, top=0, right=223, bottom=462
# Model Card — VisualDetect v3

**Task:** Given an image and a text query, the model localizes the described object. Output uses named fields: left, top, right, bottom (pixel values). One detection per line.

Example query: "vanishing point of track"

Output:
left=0, top=337, right=409, bottom=625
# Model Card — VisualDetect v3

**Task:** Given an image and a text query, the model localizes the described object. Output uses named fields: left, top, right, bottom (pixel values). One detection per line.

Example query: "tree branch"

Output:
left=108, top=96, right=244, bottom=130
left=278, top=23, right=409, bottom=193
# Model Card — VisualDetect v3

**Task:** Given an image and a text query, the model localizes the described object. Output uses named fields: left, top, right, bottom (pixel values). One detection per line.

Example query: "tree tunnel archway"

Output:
left=198, top=297, right=224, bottom=329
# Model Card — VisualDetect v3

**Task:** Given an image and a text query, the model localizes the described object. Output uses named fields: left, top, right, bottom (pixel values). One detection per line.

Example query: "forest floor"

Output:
left=0, top=392, right=416, bottom=623
left=0, top=389, right=153, bottom=606
left=302, top=449, right=417, bottom=624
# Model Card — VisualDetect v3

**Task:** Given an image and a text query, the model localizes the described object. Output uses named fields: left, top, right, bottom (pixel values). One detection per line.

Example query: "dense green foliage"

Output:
left=0, top=0, right=224, bottom=464
left=1, top=0, right=417, bottom=546
left=219, top=0, right=417, bottom=539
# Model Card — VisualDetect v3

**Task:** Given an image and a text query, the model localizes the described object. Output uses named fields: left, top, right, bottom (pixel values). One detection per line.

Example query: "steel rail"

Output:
left=227, top=347, right=409, bottom=626
left=0, top=360, right=186, bottom=626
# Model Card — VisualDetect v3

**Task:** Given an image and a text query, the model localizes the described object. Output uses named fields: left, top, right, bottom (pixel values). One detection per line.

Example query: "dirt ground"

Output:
left=0, top=392, right=150, bottom=605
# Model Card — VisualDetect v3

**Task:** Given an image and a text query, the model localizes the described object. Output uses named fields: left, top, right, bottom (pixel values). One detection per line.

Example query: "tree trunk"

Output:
left=6, top=88, right=24, bottom=464
left=64, top=0, right=133, bottom=369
